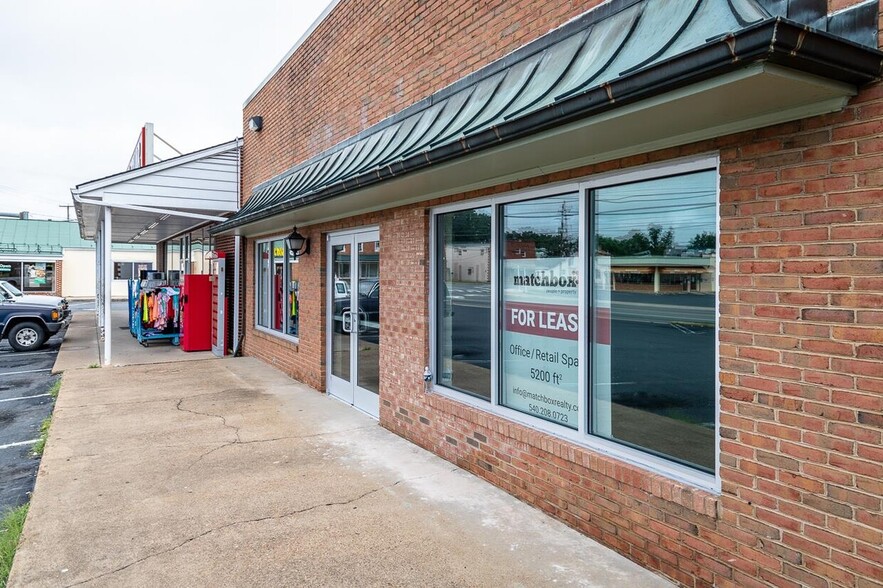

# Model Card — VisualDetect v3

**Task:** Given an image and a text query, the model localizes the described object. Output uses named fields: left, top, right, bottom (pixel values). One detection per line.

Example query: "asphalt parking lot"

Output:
left=0, top=301, right=91, bottom=513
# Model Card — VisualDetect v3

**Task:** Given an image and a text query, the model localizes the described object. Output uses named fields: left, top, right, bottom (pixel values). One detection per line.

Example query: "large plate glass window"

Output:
left=256, top=238, right=300, bottom=338
left=23, top=262, right=54, bottom=292
left=436, top=207, right=492, bottom=401
left=500, top=193, right=579, bottom=429
left=591, top=170, right=717, bottom=472
left=0, top=261, right=23, bottom=290
left=257, top=242, right=271, bottom=328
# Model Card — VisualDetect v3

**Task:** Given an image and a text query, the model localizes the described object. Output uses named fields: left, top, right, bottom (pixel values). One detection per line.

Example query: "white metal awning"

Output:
left=73, top=139, right=241, bottom=244
left=71, top=138, right=241, bottom=366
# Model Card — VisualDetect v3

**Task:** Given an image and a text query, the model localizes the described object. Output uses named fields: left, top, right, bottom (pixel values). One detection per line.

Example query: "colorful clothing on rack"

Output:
left=135, top=287, right=179, bottom=330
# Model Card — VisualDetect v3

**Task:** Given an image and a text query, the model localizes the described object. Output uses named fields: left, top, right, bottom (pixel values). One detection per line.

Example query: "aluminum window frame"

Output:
left=253, top=233, right=301, bottom=343
left=429, top=154, right=721, bottom=492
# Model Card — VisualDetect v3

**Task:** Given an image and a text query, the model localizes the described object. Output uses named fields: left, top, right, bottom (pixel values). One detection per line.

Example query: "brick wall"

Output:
left=373, top=82, right=883, bottom=585
left=55, top=259, right=63, bottom=296
left=238, top=1, right=883, bottom=586
left=240, top=0, right=611, bottom=202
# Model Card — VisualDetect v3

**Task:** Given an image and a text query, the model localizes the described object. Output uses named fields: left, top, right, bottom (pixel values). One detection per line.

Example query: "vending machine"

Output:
left=180, top=274, right=212, bottom=351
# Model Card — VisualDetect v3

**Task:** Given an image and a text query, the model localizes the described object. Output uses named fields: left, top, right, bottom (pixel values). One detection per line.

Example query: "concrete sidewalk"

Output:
left=11, top=356, right=671, bottom=587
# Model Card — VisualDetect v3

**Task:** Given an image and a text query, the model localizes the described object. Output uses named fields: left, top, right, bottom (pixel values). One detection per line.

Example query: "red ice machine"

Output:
left=180, top=274, right=212, bottom=351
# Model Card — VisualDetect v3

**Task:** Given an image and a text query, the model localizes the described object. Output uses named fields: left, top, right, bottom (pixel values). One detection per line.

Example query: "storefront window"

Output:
left=257, top=242, right=271, bottom=328
left=22, top=262, right=53, bottom=291
left=256, top=237, right=300, bottom=339
left=271, top=239, right=285, bottom=331
left=165, top=239, right=181, bottom=272
left=0, top=261, right=23, bottom=290
left=436, top=207, right=492, bottom=400
left=114, top=261, right=154, bottom=280
left=592, top=171, right=716, bottom=472
left=501, top=194, right=579, bottom=429
left=433, top=162, right=718, bottom=481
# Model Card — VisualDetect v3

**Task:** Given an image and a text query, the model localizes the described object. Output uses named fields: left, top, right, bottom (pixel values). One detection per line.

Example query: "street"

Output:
left=0, top=301, right=91, bottom=513
left=0, top=336, right=60, bottom=513
left=447, top=285, right=716, bottom=425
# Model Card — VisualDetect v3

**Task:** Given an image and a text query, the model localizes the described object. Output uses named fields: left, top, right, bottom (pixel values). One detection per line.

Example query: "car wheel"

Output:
left=8, top=321, right=46, bottom=352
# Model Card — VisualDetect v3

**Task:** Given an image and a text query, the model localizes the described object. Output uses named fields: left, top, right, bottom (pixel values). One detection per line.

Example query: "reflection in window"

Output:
left=257, top=242, right=271, bottom=328
left=437, top=207, right=492, bottom=400
left=592, top=171, right=717, bottom=472
left=271, top=239, right=285, bottom=331
left=0, top=261, right=24, bottom=291
left=500, top=194, right=579, bottom=429
left=114, top=262, right=154, bottom=280
left=257, top=238, right=300, bottom=338
left=21, top=262, right=55, bottom=292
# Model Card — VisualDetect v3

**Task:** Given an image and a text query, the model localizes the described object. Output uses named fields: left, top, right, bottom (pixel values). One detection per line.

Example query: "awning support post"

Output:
left=103, top=206, right=113, bottom=365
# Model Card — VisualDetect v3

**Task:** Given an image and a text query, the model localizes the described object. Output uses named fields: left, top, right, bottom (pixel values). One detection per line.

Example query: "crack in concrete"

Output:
left=175, top=397, right=242, bottom=443
left=183, top=425, right=375, bottom=471
left=60, top=389, right=257, bottom=411
left=59, top=398, right=171, bottom=410
left=63, top=484, right=388, bottom=587
left=64, top=464, right=460, bottom=587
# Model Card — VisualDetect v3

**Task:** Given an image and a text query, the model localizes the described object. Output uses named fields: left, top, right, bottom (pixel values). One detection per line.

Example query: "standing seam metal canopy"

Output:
left=215, top=0, right=883, bottom=234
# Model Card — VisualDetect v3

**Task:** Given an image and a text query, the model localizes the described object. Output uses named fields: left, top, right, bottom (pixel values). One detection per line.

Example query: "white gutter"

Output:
left=72, top=198, right=228, bottom=223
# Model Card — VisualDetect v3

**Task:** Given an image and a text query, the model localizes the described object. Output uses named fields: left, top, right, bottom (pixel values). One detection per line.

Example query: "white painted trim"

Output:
left=0, top=439, right=39, bottom=450
left=72, top=139, right=242, bottom=195
left=233, top=235, right=241, bottom=355
left=0, top=369, right=51, bottom=377
left=0, top=393, right=51, bottom=402
left=254, top=324, right=300, bottom=344
left=103, top=206, right=113, bottom=365
left=243, top=0, right=344, bottom=108
left=252, top=234, right=301, bottom=343
left=74, top=201, right=228, bottom=223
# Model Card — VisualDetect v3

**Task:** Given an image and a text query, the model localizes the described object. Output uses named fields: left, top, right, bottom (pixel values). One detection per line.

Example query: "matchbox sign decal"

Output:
left=501, top=257, right=580, bottom=429
left=505, top=301, right=578, bottom=340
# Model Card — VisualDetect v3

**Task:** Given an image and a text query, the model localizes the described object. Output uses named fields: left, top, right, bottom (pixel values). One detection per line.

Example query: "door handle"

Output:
left=342, top=310, right=352, bottom=333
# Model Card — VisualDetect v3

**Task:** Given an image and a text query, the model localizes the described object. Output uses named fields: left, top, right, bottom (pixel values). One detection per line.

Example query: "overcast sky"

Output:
left=0, top=1, right=331, bottom=221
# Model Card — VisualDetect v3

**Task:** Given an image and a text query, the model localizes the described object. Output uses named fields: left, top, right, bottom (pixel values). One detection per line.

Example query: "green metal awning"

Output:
left=214, top=0, right=883, bottom=236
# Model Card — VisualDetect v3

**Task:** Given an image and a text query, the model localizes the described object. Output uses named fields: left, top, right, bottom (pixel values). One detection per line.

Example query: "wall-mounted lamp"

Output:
left=248, top=116, right=263, bottom=132
left=286, top=227, right=310, bottom=258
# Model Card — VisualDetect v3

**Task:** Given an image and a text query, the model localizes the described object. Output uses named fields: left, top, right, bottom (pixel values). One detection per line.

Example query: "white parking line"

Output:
left=0, top=368, right=52, bottom=377
left=0, top=393, right=51, bottom=403
left=0, top=439, right=39, bottom=450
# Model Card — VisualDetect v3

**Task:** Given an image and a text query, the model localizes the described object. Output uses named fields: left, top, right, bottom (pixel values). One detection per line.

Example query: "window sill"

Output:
left=428, top=383, right=720, bottom=513
left=254, top=324, right=300, bottom=346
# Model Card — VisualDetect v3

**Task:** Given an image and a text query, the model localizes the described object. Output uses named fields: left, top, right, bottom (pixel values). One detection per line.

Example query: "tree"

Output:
left=647, top=225, right=674, bottom=255
left=689, top=231, right=716, bottom=250
left=449, top=209, right=491, bottom=244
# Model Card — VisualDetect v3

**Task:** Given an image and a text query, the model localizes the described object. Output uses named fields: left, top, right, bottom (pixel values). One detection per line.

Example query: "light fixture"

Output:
left=248, top=116, right=263, bottom=132
left=205, top=250, right=219, bottom=261
left=285, top=227, right=310, bottom=258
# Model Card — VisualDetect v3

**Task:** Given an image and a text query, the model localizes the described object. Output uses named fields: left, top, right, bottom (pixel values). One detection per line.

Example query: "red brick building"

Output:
left=213, top=1, right=883, bottom=585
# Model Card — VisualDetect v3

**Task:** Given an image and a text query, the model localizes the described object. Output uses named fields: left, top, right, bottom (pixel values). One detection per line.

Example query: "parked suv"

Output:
left=0, top=297, right=70, bottom=351
left=0, top=280, right=70, bottom=317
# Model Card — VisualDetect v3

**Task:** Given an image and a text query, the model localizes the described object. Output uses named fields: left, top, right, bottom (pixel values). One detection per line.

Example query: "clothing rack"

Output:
left=128, top=279, right=181, bottom=346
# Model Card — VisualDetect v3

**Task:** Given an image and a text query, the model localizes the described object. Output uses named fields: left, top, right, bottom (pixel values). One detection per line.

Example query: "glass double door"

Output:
left=327, top=229, right=380, bottom=418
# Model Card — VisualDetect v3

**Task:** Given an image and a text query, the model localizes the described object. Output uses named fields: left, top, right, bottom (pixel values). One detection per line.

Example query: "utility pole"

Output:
left=59, top=204, right=74, bottom=221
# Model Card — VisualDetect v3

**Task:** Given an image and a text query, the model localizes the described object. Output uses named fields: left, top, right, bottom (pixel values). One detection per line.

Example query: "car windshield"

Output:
left=1, top=281, right=22, bottom=296
left=358, top=279, right=378, bottom=297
